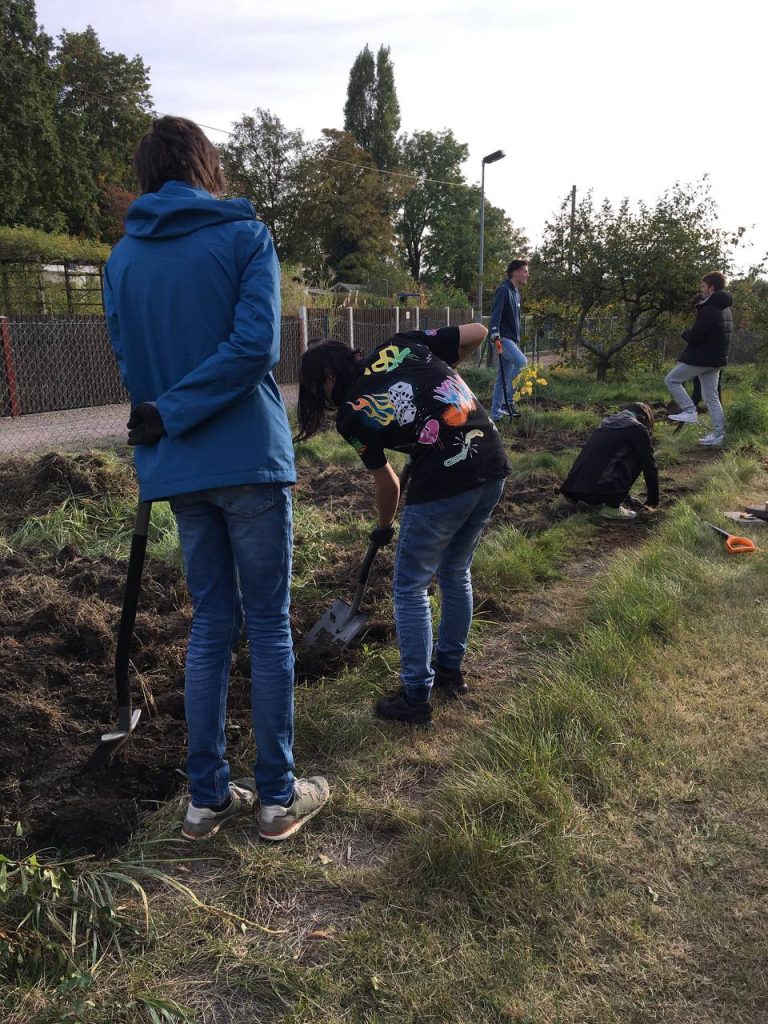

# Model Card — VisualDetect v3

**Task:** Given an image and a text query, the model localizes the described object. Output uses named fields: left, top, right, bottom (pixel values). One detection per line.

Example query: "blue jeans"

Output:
left=170, top=484, right=295, bottom=808
left=393, top=478, right=506, bottom=702
left=491, top=338, right=527, bottom=420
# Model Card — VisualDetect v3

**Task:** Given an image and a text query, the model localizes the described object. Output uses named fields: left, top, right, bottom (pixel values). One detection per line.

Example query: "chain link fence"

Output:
left=0, top=305, right=480, bottom=458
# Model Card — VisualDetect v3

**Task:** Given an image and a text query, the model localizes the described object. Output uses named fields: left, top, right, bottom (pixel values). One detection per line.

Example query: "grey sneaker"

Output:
left=181, top=778, right=256, bottom=841
left=698, top=432, right=725, bottom=447
left=599, top=504, right=637, bottom=522
left=259, top=776, right=330, bottom=841
left=668, top=408, right=698, bottom=424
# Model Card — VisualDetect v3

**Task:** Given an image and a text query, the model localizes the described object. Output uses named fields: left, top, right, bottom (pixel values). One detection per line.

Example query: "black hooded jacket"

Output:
left=679, top=289, right=733, bottom=367
left=560, top=411, right=659, bottom=506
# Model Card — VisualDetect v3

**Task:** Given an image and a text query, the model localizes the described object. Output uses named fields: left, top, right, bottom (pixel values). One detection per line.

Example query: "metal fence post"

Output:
left=446, top=306, right=450, bottom=326
left=415, top=307, right=420, bottom=330
left=1, top=316, right=22, bottom=417
left=395, top=305, right=400, bottom=334
left=298, top=305, right=308, bottom=353
left=348, top=306, right=354, bottom=348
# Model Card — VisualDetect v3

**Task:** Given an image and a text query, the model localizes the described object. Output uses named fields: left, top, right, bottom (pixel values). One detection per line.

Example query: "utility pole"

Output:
left=476, top=149, right=506, bottom=323
left=566, top=184, right=576, bottom=352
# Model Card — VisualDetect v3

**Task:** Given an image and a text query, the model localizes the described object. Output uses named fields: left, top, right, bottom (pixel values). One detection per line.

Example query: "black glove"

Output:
left=127, top=402, right=166, bottom=446
left=369, top=524, right=395, bottom=546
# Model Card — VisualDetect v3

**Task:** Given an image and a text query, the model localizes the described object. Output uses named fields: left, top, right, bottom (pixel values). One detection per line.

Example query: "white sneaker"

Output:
left=698, top=433, right=724, bottom=447
left=668, top=409, right=698, bottom=424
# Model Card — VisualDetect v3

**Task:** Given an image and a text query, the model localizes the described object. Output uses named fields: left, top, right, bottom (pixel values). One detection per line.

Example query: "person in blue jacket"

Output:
left=104, top=116, right=328, bottom=843
left=488, top=259, right=530, bottom=421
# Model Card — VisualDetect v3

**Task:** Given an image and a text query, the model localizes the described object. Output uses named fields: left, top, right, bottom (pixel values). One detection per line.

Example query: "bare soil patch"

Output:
left=0, top=438, right=715, bottom=860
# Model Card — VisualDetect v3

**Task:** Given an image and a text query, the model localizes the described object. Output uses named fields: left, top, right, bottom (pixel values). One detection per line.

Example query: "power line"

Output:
left=57, top=80, right=476, bottom=192
left=196, top=118, right=475, bottom=191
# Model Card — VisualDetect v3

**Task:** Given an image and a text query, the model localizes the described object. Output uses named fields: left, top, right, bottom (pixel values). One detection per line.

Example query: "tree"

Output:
left=220, top=109, right=310, bottom=261
left=0, top=0, right=64, bottom=230
left=52, top=26, right=153, bottom=238
left=343, top=44, right=400, bottom=170
left=302, top=129, right=393, bottom=282
left=396, top=130, right=468, bottom=282
left=536, top=181, right=732, bottom=378
left=343, top=44, right=376, bottom=153
left=371, top=46, right=400, bottom=170
left=395, top=130, right=526, bottom=299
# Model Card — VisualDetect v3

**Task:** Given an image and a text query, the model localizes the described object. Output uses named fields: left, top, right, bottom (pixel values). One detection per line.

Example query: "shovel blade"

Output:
left=80, top=708, right=142, bottom=772
left=301, top=599, right=369, bottom=649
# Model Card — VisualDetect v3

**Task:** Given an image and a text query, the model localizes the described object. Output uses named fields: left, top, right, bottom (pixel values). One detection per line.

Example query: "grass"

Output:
left=9, top=497, right=182, bottom=567
left=4, top=363, right=768, bottom=1022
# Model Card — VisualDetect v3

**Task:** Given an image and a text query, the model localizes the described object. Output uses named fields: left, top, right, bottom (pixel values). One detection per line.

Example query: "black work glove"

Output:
left=127, top=402, right=166, bottom=446
left=369, top=524, right=395, bottom=546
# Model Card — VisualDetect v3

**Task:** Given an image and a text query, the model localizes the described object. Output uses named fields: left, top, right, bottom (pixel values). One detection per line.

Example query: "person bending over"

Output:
left=560, top=402, right=659, bottom=523
left=297, top=324, right=509, bottom=725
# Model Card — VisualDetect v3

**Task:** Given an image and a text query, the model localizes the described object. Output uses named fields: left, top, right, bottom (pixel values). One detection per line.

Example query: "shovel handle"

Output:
left=115, top=501, right=151, bottom=708
left=347, top=461, right=412, bottom=618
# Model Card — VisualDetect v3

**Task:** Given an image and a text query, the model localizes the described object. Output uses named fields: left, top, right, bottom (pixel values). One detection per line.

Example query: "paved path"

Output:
left=0, top=387, right=300, bottom=457
left=0, top=361, right=558, bottom=458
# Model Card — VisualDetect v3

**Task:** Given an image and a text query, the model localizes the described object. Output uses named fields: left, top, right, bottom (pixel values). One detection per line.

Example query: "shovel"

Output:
left=82, top=500, right=151, bottom=770
left=301, top=462, right=411, bottom=650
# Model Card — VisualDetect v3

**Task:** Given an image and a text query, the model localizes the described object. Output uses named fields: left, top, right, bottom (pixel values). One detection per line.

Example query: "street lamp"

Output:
left=477, top=149, right=506, bottom=323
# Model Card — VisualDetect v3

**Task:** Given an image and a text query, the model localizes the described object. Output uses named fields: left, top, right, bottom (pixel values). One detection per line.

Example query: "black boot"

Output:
left=376, top=687, right=433, bottom=724
left=431, top=662, right=469, bottom=698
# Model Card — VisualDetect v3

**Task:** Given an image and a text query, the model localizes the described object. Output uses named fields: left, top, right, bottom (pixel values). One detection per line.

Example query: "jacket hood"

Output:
left=598, top=410, right=642, bottom=431
left=125, top=181, right=256, bottom=240
left=704, top=290, right=733, bottom=310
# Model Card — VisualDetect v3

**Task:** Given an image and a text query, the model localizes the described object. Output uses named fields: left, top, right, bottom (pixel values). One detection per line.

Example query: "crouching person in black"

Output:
left=560, top=402, right=658, bottom=523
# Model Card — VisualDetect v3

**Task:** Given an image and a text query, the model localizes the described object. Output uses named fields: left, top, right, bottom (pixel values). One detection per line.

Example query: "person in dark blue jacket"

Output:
left=104, top=116, right=328, bottom=843
left=488, top=259, right=530, bottom=420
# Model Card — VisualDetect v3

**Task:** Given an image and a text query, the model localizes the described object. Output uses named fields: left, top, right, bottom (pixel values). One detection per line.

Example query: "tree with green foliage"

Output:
left=396, top=130, right=468, bottom=282
left=220, top=108, right=311, bottom=262
left=396, top=130, right=526, bottom=300
left=371, top=45, right=400, bottom=170
left=52, top=26, right=153, bottom=240
left=302, top=129, right=393, bottom=282
left=343, top=44, right=400, bottom=170
left=0, top=0, right=64, bottom=231
left=343, top=44, right=376, bottom=152
left=536, top=181, right=733, bottom=378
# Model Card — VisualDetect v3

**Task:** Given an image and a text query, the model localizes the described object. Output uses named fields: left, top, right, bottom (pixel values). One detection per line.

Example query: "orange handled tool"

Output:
left=704, top=521, right=756, bottom=555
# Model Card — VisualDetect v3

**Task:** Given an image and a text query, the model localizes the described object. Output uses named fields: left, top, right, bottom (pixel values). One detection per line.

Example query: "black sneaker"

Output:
left=376, top=687, right=433, bottom=724
left=432, top=662, right=469, bottom=698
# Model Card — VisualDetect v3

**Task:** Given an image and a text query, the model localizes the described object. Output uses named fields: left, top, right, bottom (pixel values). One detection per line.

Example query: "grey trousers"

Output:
left=664, top=363, right=725, bottom=435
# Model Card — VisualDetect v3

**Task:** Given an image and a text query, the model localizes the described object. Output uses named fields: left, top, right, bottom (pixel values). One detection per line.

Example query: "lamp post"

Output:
left=477, top=149, right=505, bottom=324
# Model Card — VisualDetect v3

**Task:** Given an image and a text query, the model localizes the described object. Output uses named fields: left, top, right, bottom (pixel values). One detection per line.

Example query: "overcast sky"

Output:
left=35, top=0, right=767, bottom=273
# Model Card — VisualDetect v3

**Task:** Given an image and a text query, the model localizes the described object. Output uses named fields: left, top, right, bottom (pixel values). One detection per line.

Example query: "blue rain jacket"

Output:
left=104, top=181, right=295, bottom=501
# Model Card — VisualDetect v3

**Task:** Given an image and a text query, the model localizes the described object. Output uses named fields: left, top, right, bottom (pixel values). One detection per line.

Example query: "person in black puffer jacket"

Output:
left=560, top=402, right=658, bottom=523
left=666, top=271, right=732, bottom=447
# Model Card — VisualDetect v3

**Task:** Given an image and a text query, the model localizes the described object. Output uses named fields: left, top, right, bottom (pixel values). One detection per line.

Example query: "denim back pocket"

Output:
left=208, top=484, right=275, bottom=519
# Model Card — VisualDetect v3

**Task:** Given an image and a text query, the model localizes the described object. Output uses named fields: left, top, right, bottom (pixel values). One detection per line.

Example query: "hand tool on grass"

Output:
left=301, top=463, right=411, bottom=650
left=743, top=504, right=768, bottom=522
left=83, top=501, right=151, bottom=770
left=703, top=520, right=756, bottom=555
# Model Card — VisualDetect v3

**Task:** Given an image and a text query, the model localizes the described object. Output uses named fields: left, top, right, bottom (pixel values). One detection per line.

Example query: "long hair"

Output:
left=295, top=340, right=362, bottom=441
left=624, top=401, right=655, bottom=432
left=133, top=116, right=224, bottom=195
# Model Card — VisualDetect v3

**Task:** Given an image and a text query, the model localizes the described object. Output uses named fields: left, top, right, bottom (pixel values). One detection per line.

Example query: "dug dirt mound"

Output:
left=0, top=449, right=137, bottom=535
left=0, top=547, right=210, bottom=858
